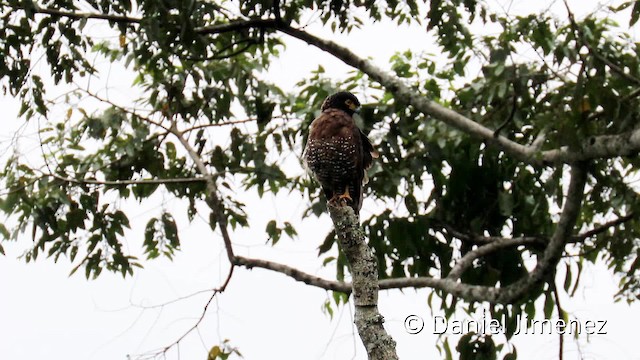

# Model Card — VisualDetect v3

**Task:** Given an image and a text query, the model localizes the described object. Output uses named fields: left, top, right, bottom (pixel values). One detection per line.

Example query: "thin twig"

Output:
left=180, top=118, right=258, bottom=133
left=44, top=172, right=208, bottom=186
left=133, top=263, right=235, bottom=358
left=553, top=283, right=565, bottom=360
left=32, top=5, right=141, bottom=23
left=186, top=38, right=258, bottom=61
left=131, top=289, right=214, bottom=310
left=158, top=290, right=218, bottom=355
left=81, top=88, right=173, bottom=133
left=572, top=213, right=634, bottom=241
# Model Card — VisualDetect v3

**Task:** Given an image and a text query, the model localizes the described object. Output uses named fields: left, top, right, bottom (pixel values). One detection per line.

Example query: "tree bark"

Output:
left=328, top=204, right=398, bottom=360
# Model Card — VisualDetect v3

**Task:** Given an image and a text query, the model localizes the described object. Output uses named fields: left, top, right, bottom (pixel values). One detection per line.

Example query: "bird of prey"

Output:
left=303, top=92, right=378, bottom=215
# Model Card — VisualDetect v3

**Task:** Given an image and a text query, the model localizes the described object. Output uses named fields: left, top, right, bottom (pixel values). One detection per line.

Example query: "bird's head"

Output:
left=321, top=91, right=361, bottom=116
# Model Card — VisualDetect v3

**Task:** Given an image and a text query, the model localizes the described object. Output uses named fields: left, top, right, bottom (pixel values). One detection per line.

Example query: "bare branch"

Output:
left=158, top=290, right=217, bottom=356
left=130, top=258, right=235, bottom=359
left=231, top=254, right=455, bottom=295
left=439, top=222, right=545, bottom=246
left=180, top=116, right=288, bottom=134
left=447, top=237, right=542, bottom=281
left=131, top=289, right=214, bottom=310
left=234, top=256, right=349, bottom=292
left=540, top=129, right=640, bottom=163
left=572, top=212, right=635, bottom=242
left=197, top=19, right=278, bottom=35
left=531, top=127, right=548, bottom=151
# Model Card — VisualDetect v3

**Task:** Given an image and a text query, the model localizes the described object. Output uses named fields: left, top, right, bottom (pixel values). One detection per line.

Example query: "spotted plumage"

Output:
left=303, top=92, right=377, bottom=215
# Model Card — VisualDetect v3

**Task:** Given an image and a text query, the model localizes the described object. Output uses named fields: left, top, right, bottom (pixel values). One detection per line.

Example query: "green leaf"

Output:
left=162, top=212, right=179, bottom=248
left=404, top=194, right=418, bottom=214
left=570, top=261, right=583, bottom=296
left=208, top=345, right=221, bottom=360
left=563, top=263, right=572, bottom=292
left=283, top=222, right=297, bottom=238
left=322, top=256, right=335, bottom=266
left=543, top=291, right=554, bottom=318
left=0, top=223, right=9, bottom=239
left=265, top=220, right=280, bottom=244
left=630, top=1, right=640, bottom=26
left=503, top=347, right=517, bottom=360
left=317, top=230, right=335, bottom=255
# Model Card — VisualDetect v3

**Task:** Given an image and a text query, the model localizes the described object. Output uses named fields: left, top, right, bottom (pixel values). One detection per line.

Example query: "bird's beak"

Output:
left=353, top=106, right=361, bottom=114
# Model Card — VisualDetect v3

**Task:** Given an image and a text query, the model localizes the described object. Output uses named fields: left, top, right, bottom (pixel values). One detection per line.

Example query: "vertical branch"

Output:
left=328, top=204, right=398, bottom=360
left=169, top=125, right=236, bottom=264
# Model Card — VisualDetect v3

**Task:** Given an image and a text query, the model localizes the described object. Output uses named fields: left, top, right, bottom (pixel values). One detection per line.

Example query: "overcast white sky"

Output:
left=1, top=1, right=640, bottom=359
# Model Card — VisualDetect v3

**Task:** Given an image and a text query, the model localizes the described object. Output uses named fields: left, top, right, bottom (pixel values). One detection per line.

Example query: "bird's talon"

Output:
left=328, top=192, right=352, bottom=208
left=338, top=196, right=352, bottom=206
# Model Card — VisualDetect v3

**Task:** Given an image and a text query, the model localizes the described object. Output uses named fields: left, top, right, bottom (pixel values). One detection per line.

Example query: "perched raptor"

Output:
left=303, top=92, right=378, bottom=215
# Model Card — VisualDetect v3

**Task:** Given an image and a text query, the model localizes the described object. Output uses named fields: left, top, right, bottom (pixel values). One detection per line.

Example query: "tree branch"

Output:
left=440, top=211, right=633, bottom=248
left=439, top=222, right=546, bottom=246
left=572, top=212, right=634, bottom=242
left=169, top=125, right=236, bottom=264
left=229, top=253, right=459, bottom=295
left=273, top=24, right=541, bottom=163
left=328, top=203, right=398, bottom=360
left=21, top=9, right=640, bottom=165
left=447, top=237, right=542, bottom=281
left=539, top=129, right=640, bottom=163
left=197, top=19, right=278, bottom=35
left=44, top=172, right=208, bottom=186
left=564, top=0, right=640, bottom=87
left=273, top=24, right=640, bottom=166
left=22, top=8, right=640, bottom=165
left=229, top=166, right=586, bottom=305
left=31, top=5, right=141, bottom=24
left=378, top=166, right=584, bottom=303
left=491, top=164, right=587, bottom=302
left=233, top=255, right=350, bottom=292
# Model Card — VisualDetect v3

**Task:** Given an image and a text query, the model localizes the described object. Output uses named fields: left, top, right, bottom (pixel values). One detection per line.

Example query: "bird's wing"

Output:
left=360, top=129, right=378, bottom=171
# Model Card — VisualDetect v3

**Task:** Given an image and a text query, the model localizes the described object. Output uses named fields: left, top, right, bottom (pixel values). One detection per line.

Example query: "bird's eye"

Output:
left=345, top=99, right=356, bottom=110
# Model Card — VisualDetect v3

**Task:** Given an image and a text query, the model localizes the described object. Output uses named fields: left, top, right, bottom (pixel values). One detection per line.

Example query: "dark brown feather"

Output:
left=303, top=103, right=376, bottom=215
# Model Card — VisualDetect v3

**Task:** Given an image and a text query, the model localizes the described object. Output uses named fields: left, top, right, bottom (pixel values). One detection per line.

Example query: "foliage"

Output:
left=207, top=339, right=242, bottom=360
left=1, top=0, right=640, bottom=358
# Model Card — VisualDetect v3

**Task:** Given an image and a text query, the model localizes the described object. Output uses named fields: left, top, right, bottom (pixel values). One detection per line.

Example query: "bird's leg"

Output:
left=330, top=188, right=352, bottom=207
left=338, top=188, right=352, bottom=202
